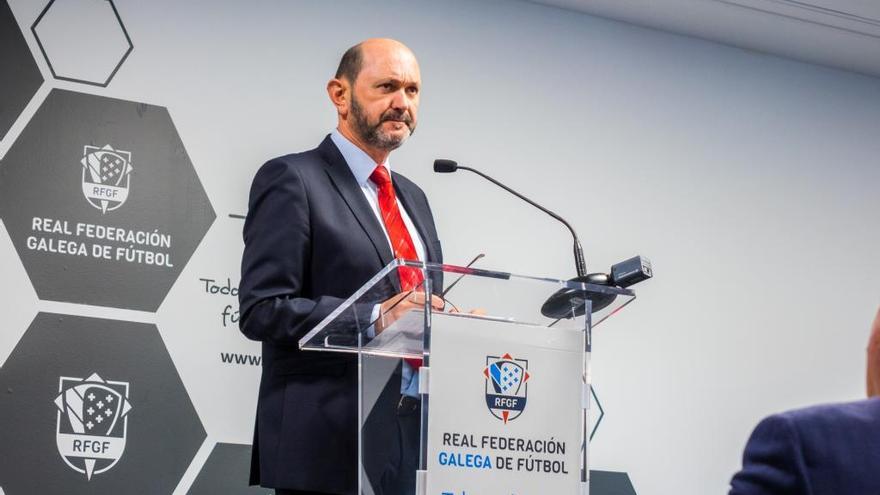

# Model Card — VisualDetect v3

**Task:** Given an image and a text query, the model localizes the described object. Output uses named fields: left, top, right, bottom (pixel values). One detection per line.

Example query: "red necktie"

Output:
left=370, top=165, right=424, bottom=368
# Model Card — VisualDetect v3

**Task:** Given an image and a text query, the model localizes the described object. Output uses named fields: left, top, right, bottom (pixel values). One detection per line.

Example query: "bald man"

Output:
left=239, top=39, right=443, bottom=495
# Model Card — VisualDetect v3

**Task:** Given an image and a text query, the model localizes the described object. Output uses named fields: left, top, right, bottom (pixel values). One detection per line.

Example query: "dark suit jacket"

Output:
left=729, top=398, right=880, bottom=495
left=239, top=135, right=442, bottom=493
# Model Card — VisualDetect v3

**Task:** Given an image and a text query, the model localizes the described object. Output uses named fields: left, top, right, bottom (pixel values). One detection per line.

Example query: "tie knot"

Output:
left=370, top=165, right=392, bottom=187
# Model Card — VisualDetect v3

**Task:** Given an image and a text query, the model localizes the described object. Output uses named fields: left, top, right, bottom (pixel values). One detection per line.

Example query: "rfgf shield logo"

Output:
left=484, top=353, right=530, bottom=424
left=54, top=373, right=133, bottom=479
left=81, top=144, right=133, bottom=214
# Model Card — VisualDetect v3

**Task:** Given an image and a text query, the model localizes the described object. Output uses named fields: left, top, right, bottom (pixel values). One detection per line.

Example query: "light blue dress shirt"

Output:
left=330, top=130, right=424, bottom=398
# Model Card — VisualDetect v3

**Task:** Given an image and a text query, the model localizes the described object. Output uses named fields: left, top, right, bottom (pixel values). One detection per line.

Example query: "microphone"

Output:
left=434, top=159, right=587, bottom=278
left=433, top=159, right=615, bottom=318
left=433, top=159, right=458, bottom=173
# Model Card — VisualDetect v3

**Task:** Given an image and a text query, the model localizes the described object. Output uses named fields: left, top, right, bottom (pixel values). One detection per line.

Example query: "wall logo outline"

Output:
left=54, top=372, right=133, bottom=480
left=483, top=353, right=530, bottom=424
left=31, top=0, right=134, bottom=87
left=80, top=144, right=133, bottom=214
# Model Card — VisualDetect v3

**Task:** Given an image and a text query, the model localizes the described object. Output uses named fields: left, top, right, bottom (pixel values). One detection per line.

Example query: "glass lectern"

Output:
left=299, top=260, right=635, bottom=495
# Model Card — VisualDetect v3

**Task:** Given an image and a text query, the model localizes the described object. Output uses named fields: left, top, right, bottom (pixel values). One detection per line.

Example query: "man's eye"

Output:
left=406, top=87, right=419, bottom=94
left=379, top=83, right=393, bottom=90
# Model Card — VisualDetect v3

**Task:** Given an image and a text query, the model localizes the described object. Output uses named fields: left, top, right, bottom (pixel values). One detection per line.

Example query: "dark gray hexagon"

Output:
left=591, top=470, right=637, bottom=495
left=31, top=0, right=132, bottom=87
left=0, top=313, right=207, bottom=494
left=0, top=0, right=43, bottom=141
left=0, top=89, right=215, bottom=311
left=187, top=443, right=272, bottom=495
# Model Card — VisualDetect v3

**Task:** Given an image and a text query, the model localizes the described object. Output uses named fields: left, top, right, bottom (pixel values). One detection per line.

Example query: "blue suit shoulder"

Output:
left=245, top=145, right=332, bottom=216
left=778, top=396, right=880, bottom=431
left=253, top=146, right=326, bottom=180
left=730, top=398, right=880, bottom=495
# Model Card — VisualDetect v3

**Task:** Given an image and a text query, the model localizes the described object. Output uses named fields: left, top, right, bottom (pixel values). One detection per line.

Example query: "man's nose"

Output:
left=390, top=89, right=410, bottom=111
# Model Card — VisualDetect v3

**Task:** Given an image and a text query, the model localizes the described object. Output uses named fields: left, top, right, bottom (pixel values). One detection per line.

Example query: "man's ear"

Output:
left=867, top=306, right=880, bottom=397
left=327, top=78, right=349, bottom=116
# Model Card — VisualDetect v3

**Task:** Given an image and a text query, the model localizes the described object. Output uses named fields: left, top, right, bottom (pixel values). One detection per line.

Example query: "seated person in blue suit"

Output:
left=728, top=306, right=880, bottom=494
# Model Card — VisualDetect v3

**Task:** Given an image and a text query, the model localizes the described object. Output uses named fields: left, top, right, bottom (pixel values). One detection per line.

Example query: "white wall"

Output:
left=3, top=0, right=879, bottom=493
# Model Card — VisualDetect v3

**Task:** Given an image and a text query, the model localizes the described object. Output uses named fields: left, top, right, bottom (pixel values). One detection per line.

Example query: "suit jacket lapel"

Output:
left=318, top=137, right=398, bottom=285
left=394, top=176, right=437, bottom=263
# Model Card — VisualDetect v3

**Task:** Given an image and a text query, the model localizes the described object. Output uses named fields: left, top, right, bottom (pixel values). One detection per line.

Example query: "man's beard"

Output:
left=350, top=95, right=415, bottom=151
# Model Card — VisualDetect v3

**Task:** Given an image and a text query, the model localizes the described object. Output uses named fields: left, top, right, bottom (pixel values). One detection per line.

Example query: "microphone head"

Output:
left=433, top=159, right=458, bottom=173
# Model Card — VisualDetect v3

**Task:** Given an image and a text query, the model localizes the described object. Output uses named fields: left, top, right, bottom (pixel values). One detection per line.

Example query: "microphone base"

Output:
left=540, top=273, right=618, bottom=319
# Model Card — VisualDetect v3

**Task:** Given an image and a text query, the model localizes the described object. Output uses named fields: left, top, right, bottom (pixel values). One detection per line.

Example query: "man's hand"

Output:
left=867, top=305, right=880, bottom=398
left=375, top=291, right=444, bottom=334
left=449, top=306, right=488, bottom=316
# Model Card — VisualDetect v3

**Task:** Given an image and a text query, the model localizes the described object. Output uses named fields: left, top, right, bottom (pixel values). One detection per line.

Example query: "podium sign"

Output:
left=426, top=314, right=583, bottom=495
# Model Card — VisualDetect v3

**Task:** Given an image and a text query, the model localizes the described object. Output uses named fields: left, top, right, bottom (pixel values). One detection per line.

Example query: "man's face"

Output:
left=348, top=47, right=420, bottom=152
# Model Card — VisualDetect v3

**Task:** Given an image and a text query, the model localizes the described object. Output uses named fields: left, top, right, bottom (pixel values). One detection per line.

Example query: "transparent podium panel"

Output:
left=298, top=260, right=636, bottom=495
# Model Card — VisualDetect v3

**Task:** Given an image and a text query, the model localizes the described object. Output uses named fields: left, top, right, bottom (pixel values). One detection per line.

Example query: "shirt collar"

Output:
left=330, top=129, right=391, bottom=186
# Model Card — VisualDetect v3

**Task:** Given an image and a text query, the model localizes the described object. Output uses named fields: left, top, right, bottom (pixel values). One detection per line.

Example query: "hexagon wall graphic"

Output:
left=0, top=89, right=215, bottom=311
left=0, top=0, right=43, bottom=141
left=187, top=443, right=272, bottom=495
left=590, top=385, right=605, bottom=440
left=0, top=313, right=207, bottom=494
left=591, top=470, right=637, bottom=495
left=31, top=0, right=132, bottom=87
